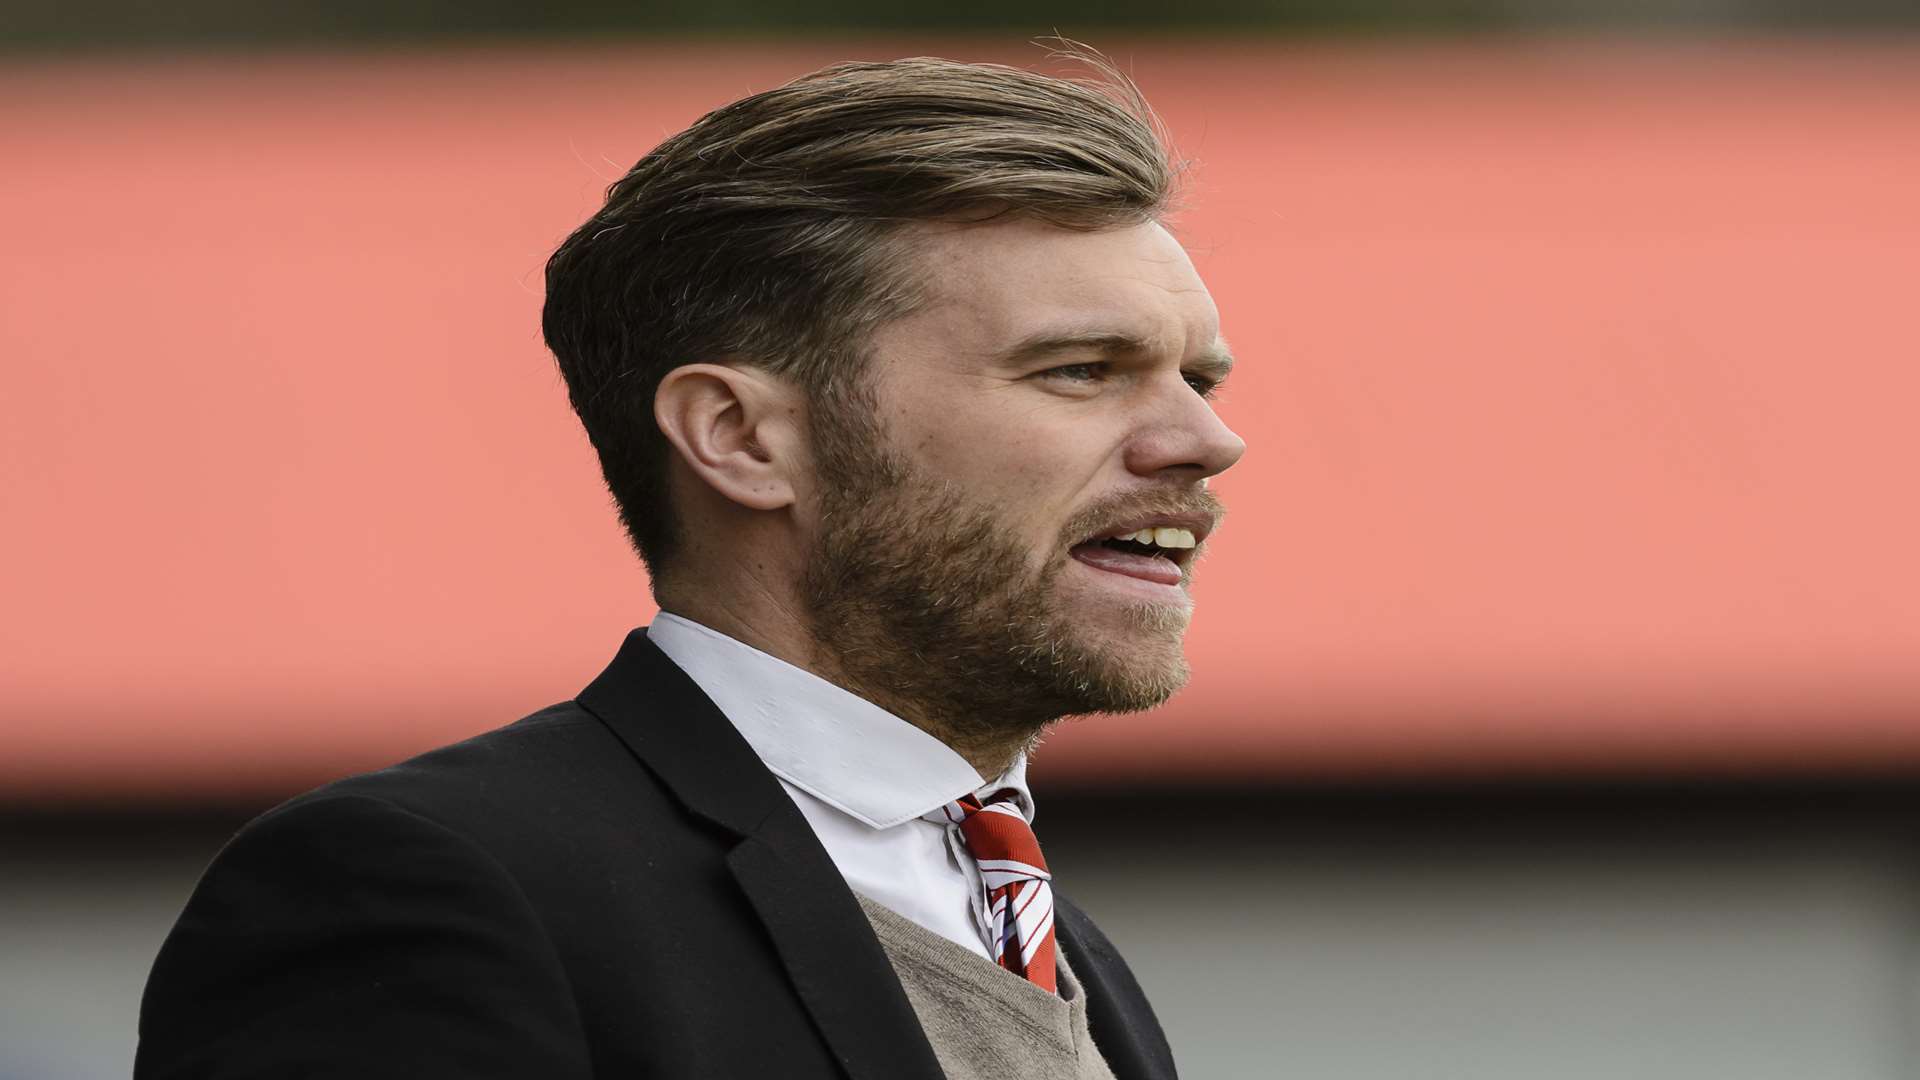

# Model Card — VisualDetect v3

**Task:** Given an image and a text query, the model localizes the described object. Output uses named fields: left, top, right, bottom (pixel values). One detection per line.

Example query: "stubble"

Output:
left=799, top=408, right=1218, bottom=770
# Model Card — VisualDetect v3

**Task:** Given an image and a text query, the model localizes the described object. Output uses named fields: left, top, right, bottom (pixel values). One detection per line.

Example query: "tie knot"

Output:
left=952, top=794, right=1050, bottom=879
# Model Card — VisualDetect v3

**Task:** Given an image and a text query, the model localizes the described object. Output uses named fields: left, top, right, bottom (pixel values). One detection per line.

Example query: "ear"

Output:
left=653, top=363, right=801, bottom=512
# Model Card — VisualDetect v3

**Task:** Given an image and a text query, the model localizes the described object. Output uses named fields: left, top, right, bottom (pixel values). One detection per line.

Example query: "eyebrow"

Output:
left=1001, top=329, right=1236, bottom=380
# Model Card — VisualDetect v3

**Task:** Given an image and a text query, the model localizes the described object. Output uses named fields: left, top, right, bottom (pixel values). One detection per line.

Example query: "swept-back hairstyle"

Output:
left=542, top=50, right=1175, bottom=581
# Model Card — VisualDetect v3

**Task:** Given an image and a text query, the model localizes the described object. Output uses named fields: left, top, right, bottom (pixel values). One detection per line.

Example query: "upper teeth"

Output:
left=1116, top=527, right=1197, bottom=549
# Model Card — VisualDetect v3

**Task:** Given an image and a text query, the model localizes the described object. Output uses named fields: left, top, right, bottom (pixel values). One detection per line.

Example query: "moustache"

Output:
left=1059, top=487, right=1226, bottom=550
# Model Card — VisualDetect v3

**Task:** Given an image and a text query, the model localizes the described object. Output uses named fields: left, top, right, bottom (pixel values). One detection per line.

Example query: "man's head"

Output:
left=544, top=52, right=1244, bottom=767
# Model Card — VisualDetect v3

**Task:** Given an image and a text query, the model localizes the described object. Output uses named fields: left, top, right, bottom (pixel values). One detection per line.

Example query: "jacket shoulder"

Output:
left=137, top=762, right=596, bottom=1078
left=239, top=696, right=703, bottom=898
left=290, top=700, right=643, bottom=836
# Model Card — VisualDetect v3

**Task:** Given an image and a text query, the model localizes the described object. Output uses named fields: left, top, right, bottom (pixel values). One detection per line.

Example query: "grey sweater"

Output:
left=857, top=894, right=1119, bottom=1080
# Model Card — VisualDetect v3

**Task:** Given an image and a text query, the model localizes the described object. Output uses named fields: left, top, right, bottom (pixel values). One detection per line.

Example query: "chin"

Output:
left=1044, top=588, right=1194, bottom=714
left=1057, top=563, right=1193, bottom=634
left=1075, top=645, right=1191, bottom=715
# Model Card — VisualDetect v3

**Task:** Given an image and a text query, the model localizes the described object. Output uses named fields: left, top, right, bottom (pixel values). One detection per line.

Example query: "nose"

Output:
left=1122, top=378, right=1247, bottom=482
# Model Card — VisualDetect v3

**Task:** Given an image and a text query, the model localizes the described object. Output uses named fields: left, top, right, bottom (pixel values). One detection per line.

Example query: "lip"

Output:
left=1066, top=553, right=1194, bottom=603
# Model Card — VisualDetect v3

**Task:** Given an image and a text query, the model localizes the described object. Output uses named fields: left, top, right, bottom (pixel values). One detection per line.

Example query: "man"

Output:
left=137, top=50, right=1243, bottom=1080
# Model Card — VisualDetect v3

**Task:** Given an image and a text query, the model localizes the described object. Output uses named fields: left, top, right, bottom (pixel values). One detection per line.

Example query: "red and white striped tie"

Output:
left=931, top=792, right=1058, bottom=993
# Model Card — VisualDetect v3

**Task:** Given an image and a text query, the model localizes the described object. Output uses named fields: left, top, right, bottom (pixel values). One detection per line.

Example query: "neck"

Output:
left=655, top=575, right=814, bottom=691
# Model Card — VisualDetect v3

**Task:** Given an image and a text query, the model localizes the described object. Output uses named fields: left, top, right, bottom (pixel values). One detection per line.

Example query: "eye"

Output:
left=1042, top=362, right=1107, bottom=383
left=1184, top=372, right=1224, bottom=399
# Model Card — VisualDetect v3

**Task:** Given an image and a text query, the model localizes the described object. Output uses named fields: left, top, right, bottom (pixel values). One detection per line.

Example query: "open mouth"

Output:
left=1067, top=523, right=1206, bottom=587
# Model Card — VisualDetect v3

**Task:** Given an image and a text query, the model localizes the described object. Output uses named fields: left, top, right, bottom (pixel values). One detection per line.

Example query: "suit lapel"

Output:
left=1057, top=896, right=1181, bottom=1080
left=729, top=826, right=946, bottom=1080
left=578, top=629, right=946, bottom=1080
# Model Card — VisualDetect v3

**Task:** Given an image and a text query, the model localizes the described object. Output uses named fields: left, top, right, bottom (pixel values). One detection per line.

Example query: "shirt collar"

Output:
left=646, top=612, right=1034, bottom=830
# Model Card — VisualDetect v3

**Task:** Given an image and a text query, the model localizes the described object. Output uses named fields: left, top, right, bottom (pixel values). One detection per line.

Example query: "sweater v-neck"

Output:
left=857, top=894, right=1117, bottom=1080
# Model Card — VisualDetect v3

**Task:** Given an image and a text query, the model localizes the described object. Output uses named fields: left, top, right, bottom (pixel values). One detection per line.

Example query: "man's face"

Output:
left=799, top=219, right=1245, bottom=756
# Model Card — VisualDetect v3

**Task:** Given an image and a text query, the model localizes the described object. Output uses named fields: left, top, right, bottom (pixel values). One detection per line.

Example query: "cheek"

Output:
left=897, top=398, right=1042, bottom=481
left=939, top=426, right=1112, bottom=550
left=930, top=415, right=1075, bottom=489
left=888, top=385, right=1118, bottom=524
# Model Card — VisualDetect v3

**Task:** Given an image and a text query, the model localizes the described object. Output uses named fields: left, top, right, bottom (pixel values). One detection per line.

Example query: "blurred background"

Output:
left=4, top=0, right=1919, bottom=1076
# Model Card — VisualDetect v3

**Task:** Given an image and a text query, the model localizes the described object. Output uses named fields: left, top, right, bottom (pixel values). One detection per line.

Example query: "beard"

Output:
left=798, top=406, right=1222, bottom=767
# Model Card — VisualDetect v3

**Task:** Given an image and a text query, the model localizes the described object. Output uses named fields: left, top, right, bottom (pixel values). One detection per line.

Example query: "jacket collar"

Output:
left=576, top=627, right=947, bottom=1080
left=576, top=626, right=789, bottom=838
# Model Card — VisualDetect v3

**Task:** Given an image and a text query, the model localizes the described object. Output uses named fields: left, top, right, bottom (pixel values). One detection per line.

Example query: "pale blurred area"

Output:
left=4, top=1, right=1919, bottom=1077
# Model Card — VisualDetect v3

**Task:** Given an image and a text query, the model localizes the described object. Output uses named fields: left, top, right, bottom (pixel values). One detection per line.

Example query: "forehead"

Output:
left=895, top=218, right=1220, bottom=356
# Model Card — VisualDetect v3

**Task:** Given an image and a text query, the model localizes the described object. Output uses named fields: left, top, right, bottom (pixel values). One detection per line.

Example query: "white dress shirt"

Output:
left=646, top=612, right=1035, bottom=961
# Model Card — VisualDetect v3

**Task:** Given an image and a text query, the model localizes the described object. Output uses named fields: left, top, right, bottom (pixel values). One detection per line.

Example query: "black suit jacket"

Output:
left=137, top=628, right=1178, bottom=1079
